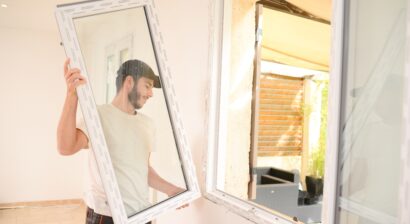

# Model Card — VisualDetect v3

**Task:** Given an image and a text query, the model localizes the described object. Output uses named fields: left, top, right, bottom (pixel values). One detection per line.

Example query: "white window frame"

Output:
left=321, top=0, right=345, bottom=222
left=206, top=0, right=315, bottom=223
left=207, top=0, right=410, bottom=223
left=399, top=1, right=410, bottom=218
left=55, top=1, right=200, bottom=223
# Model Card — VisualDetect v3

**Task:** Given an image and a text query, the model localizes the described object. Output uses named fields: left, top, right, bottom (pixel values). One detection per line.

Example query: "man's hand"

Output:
left=166, top=186, right=189, bottom=210
left=148, top=166, right=189, bottom=210
left=64, top=58, right=86, bottom=96
left=166, top=186, right=185, bottom=197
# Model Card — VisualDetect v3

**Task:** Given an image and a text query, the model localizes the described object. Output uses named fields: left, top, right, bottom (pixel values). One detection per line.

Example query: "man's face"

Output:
left=128, top=76, right=154, bottom=109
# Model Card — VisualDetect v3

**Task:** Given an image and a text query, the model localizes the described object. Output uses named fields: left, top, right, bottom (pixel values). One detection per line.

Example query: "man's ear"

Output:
left=124, top=76, right=134, bottom=90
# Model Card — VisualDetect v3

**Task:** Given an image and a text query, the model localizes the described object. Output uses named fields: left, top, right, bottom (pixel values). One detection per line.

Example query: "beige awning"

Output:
left=261, top=6, right=331, bottom=71
left=286, top=0, right=332, bottom=21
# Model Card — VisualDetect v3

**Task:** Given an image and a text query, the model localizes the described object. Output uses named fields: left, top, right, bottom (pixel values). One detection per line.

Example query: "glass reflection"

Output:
left=73, top=7, right=186, bottom=217
left=337, top=0, right=406, bottom=223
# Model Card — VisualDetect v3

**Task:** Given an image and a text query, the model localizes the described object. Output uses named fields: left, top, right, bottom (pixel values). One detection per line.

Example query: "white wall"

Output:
left=0, top=0, right=257, bottom=223
left=0, top=26, right=87, bottom=202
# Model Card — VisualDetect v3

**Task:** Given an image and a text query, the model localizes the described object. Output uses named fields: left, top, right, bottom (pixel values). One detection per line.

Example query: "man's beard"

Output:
left=128, top=85, right=142, bottom=110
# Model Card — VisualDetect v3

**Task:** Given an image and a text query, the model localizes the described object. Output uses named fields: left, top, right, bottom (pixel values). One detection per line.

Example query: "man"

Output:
left=57, top=59, right=185, bottom=224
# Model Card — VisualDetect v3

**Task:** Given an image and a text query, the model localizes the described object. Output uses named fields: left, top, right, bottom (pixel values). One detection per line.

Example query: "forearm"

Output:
left=57, top=93, right=81, bottom=155
left=148, top=166, right=181, bottom=196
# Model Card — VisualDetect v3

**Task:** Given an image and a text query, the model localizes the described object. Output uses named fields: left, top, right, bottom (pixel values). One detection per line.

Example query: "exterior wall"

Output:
left=224, top=0, right=257, bottom=200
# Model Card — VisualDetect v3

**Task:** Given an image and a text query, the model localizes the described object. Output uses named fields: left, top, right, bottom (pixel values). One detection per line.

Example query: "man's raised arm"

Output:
left=148, top=164, right=184, bottom=197
left=57, top=58, right=88, bottom=155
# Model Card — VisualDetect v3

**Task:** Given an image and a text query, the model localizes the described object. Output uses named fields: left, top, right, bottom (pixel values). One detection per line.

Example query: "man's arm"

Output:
left=148, top=165, right=185, bottom=197
left=57, top=58, right=88, bottom=155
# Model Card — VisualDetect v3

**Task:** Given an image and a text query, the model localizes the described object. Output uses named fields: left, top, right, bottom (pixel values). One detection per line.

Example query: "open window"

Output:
left=247, top=3, right=331, bottom=221
left=206, top=0, right=410, bottom=223
left=207, top=0, right=331, bottom=223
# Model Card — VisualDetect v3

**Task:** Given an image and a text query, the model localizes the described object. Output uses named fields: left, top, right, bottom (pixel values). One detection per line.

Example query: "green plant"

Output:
left=308, top=80, right=328, bottom=178
left=301, top=102, right=313, bottom=118
left=309, top=145, right=325, bottom=177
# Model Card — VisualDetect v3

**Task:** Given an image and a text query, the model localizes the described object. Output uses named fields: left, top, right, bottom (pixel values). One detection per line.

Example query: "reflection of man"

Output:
left=57, top=59, right=185, bottom=224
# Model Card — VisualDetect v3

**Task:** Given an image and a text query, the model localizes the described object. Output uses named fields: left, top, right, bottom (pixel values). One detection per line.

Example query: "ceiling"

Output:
left=261, top=0, right=332, bottom=71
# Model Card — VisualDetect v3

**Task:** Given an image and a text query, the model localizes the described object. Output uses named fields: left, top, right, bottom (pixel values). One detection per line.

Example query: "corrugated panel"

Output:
left=257, top=73, right=304, bottom=156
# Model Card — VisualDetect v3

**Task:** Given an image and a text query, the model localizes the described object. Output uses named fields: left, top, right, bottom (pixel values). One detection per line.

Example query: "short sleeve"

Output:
left=143, top=114, right=156, bottom=153
left=76, top=115, right=90, bottom=148
left=150, top=125, right=156, bottom=152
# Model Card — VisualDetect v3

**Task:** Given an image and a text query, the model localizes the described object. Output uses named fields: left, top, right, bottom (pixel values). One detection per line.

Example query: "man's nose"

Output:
left=148, top=89, right=153, bottom=98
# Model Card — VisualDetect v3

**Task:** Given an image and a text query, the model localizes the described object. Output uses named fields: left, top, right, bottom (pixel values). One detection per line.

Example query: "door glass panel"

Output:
left=338, top=0, right=406, bottom=223
left=339, top=209, right=382, bottom=224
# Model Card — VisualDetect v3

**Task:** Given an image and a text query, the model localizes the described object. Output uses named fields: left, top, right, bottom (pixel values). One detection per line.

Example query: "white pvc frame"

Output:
left=399, top=2, right=410, bottom=223
left=321, top=0, right=345, bottom=222
left=206, top=0, right=302, bottom=223
left=207, top=0, right=410, bottom=223
left=206, top=0, right=345, bottom=223
left=55, top=1, right=200, bottom=223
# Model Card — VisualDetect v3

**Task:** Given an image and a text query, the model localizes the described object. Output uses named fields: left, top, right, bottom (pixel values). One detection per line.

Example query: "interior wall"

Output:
left=0, top=26, right=86, bottom=203
left=74, top=7, right=155, bottom=104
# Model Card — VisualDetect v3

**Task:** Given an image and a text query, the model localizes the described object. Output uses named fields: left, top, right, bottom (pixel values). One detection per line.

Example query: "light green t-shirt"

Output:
left=79, top=104, right=155, bottom=217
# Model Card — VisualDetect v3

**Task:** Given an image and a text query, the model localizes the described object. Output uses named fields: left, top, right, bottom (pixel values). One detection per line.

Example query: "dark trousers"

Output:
left=86, top=207, right=152, bottom=224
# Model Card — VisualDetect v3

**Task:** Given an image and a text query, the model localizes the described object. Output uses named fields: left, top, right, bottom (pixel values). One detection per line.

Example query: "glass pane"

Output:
left=339, top=209, right=381, bottom=224
left=338, top=0, right=406, bottom=222
left=73, top=7, right=187, bottom=218
left=119, top=48, right=130, bottom=64
left=106, top=54, right=116, bottom=103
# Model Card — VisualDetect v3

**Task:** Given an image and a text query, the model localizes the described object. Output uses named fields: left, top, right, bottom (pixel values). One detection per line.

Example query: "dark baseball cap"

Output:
left=117, top=59, right=161, bottom=88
